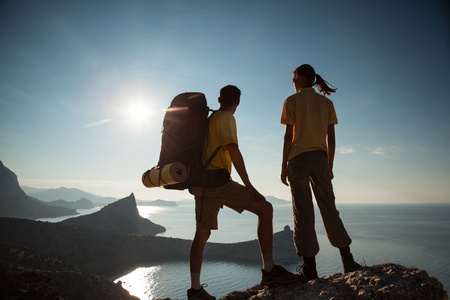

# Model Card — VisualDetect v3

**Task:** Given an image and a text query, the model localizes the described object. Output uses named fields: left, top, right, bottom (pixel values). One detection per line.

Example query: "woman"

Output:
left=280, top=64, right=361, bottom=281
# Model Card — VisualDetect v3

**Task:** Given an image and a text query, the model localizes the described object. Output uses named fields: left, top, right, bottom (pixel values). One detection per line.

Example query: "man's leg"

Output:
left=246, top=200, right=302, bottom=286
left=246, top=201, right=275, bottom=272
left=190, top=227, right=211, bottom=290
left=188, top=186, right=219, bottom=299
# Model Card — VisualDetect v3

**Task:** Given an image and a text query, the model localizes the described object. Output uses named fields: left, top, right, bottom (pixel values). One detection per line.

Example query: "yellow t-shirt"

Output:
left=203, top=111, right=238, bottom=173
left=281, top=87, right=338, bottom=160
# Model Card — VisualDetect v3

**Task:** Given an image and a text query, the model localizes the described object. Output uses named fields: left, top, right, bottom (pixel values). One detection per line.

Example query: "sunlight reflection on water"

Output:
left=115, top=266, right=162, bottom=300
left=137, top=206, right=169, bottom=217
left=113, top=261, right=262, bottom=300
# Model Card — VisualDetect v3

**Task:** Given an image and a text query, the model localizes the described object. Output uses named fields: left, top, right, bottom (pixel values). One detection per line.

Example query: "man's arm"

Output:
left=327, top=124, right=336, bottom=180
left=224, top=143, right=265, bottom=204
left=281, top=124, right=293, bottom=186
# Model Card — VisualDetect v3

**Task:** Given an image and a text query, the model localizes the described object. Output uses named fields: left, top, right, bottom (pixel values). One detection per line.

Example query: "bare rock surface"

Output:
left=219, top=263, right=447, bottom=300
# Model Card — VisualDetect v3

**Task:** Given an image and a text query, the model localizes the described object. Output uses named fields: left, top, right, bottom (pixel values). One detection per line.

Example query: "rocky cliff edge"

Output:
left=156, top=263, right=447, bottom=300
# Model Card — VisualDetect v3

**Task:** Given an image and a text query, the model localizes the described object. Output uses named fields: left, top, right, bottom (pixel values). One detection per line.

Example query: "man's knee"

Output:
left=246, top=200, right=273, bottom=219
left=193, top=227, right=211, bottom=243
left=259, top=200, right=273, bottom=219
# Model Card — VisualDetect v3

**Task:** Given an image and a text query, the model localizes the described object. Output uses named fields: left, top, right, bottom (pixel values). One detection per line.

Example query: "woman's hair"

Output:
left=293, top=64, right=337, bottom=96
left=219, top=85, right=241, bottom=106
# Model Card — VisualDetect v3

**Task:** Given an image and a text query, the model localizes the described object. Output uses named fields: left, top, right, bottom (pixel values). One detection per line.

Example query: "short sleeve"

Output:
left=281, top=97, right=295, bottom=125
left=220, top=114, right=239, bottom=146
left=328, top=100, right=338, bottom=125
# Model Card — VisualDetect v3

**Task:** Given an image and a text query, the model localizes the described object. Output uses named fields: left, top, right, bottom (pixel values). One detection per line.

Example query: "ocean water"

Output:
left=112, top=202, right=450, bottom=300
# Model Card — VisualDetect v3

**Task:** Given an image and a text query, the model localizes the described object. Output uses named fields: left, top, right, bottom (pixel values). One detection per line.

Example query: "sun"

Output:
left=128, top=102, right=149, bottom=121
left=115, top=91, right=161, bottom=132
left=125, top=100, right=153, bottom=127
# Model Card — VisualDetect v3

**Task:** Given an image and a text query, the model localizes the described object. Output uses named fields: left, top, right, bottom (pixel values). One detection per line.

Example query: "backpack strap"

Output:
left=199, top=110, right=221, bottom=223
left=199, top=146, right=221, bottom=223
left=203, top=146, right=221, bottom=169
left=201, top=109, right=221, bottom=170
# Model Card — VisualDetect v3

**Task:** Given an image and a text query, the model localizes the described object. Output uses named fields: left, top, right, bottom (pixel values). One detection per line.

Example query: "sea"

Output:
left=41, top=202, right=450, bottom=300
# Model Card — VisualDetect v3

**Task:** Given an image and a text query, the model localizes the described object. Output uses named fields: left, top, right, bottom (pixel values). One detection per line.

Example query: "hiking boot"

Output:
left=296, top=264, right=318, bottom=282
left=187, top=285, right=216, bottom=300
left=260, top=265, right=303, bottom=286
left=342, top=253, right=362, bottom=273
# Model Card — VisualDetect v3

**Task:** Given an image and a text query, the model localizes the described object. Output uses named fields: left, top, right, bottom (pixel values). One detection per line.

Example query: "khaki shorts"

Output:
left=190, top=180, right=253, bottom=229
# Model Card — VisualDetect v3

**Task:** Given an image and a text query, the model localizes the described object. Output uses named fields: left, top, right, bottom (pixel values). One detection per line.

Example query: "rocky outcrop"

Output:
left=220, top=263, right=447, bottom=300
left=0, top=161, right=77, bottom=219
left=61, top=193, right=166, bottom=235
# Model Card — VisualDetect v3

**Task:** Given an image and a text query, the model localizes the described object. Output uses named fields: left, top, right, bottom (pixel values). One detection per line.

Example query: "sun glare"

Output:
left=118, top=96, right=159, bottom=131
left=127, top=101, right=152, bottom=124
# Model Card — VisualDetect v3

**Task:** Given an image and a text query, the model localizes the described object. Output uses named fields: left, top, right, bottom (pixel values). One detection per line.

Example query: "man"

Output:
left=280, top=64, right=361, bottom=281
left=188, top=85, right=300, bottom=300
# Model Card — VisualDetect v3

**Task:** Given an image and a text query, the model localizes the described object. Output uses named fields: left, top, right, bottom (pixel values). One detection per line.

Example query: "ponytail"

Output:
left=315, top=74, right=337, bottom=96
left=294, top=64, right=337, bottom=96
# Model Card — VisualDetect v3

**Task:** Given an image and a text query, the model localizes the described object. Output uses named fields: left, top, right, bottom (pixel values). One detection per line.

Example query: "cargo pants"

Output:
left=288, top=150, right=352, bottom=257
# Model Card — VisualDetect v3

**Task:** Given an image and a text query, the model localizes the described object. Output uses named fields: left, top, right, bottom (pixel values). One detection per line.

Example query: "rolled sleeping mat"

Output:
left=142, top=162, right=189, bottom=188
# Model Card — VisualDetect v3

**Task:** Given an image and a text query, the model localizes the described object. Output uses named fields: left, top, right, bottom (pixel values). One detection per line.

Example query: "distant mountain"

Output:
left=23, top=186, right=117, bottom=204
left=45, top=198, right=94, bottom=210
left=20, top=186, right=49, bottom=194
left=176, top=195, right=290, bottom=206
left=266, top=195, right=291, bottom=205
left=0, top=161, right=78, bottom=219
left=61, top=193, right=166, bottom=235
left=136, top=199, right=177, bottom=206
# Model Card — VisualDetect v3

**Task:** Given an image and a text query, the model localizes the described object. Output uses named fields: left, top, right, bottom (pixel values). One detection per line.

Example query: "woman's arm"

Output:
left=281, top=124, right=293, bottom=186
left=327, top=124, right=336, bottom=180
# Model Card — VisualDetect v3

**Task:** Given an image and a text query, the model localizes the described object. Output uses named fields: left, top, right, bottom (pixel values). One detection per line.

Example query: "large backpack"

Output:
left=152, top=92, right=212, bottom=190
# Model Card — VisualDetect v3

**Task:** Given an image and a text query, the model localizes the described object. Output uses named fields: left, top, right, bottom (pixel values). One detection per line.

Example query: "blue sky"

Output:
left=1, top=0, right=449, bottom=203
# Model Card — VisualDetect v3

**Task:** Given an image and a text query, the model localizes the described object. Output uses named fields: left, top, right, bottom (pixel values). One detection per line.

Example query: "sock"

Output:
left=339, top=246, right=351, bottom=258
left=190, top=272, right=201, bottom=290
left=261, top=253, right=275, bottom=273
